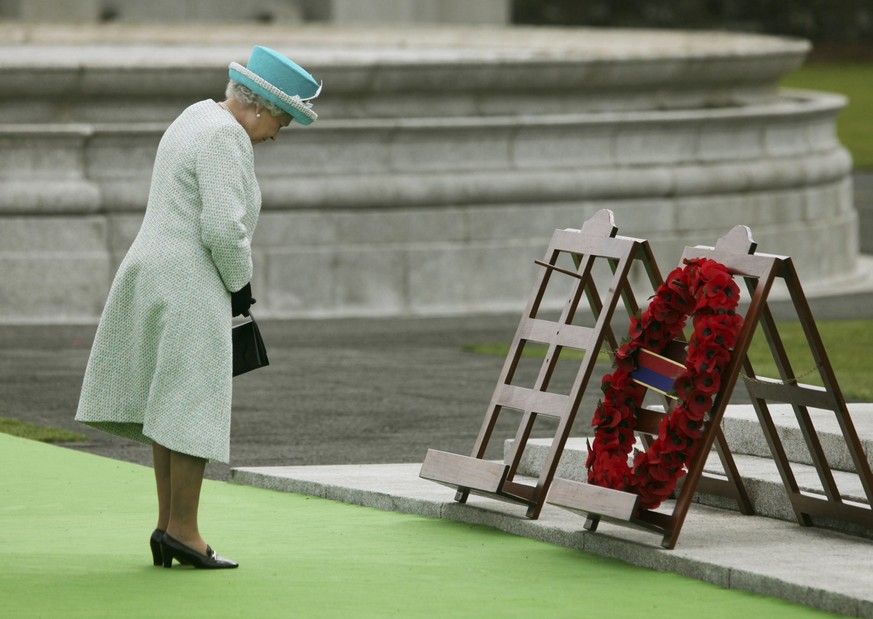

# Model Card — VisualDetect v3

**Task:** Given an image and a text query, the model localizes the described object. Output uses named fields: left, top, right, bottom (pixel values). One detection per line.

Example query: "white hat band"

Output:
left=229, top=61, right=318, bottom=123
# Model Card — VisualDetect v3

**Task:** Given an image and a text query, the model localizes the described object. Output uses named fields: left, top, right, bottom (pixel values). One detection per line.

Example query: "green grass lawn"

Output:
left=1, top=432, right=844, bottom=619
left=781, top=63, right=873, bottom=169
left=464, top=318, right=873, bottom=401
left=0, top=417, right=87, bottom=443
left=746, top=319, right=873, bottom=401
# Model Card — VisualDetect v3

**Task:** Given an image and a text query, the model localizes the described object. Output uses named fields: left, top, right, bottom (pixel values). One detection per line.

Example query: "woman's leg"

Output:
left=165, top=449, right=209, bottom=556
left=152, top=443, right=171, bottom=531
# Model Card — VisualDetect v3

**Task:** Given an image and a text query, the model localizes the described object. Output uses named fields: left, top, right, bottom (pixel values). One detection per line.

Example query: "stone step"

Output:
left=507, top=403, right=873, bottom=537
left=720, top=401, right=873, bottom=472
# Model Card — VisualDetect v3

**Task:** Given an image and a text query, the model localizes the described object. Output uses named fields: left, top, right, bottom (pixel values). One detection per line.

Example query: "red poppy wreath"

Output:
left=586, top=257, right=743, bottom=510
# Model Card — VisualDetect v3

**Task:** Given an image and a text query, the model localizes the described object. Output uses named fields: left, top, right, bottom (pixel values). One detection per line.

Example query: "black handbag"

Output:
left=232, top=312, right=269, bottom=377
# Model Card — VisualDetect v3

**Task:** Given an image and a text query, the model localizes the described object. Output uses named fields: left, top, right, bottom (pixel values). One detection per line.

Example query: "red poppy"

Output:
left=649, top=294, right=683, bottom=325
left=663, top=265, right=686, bottom=288
left=703, top=288, right=738, bottom=313
left=605, top=368, right=635, bottom=394
left=674, top=375, right=696, bottom=401
left=695, top=272, right=740, bottom=313
left=592, top=402, right=622, bottom=428
left=687, top=338, right=731, bottom=369
left=696, top=316, right=742, bottom=350
left=682, top=259, right=705, bottom=290
left=641, top=322, right=666, bottom=350
left=596, top=426, right=623, bottom=450
left=698, top=258, right=730, bottom=283
left=627, top=315, right=644, bottom=340
left=587, top=452, right=629, bottom=489
left=692, top=370, right=721, bottom=395
left=647, top=460, right=673, bottom=482
left=619, top=384, right=646, bottom=409
left=617, top=429, right=636, bottom=451
left=686, top=391, right=713, bottom=418
left=634, top=449, right=654, bottom=468
left=676, top=413, right=704, bottom=439
left=585, top=444, right=595, bottom=469
left=693, top=308, right=741, bottom=332
left=657, top=451, right=684, bottom=467
left=658, top=419, right=690, bottom=451
left=613, top=349, right=636, bottom=373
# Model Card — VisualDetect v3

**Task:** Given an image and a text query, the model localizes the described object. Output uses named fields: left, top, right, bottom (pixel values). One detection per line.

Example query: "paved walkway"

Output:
left=4, top=283, right=873, bottom=482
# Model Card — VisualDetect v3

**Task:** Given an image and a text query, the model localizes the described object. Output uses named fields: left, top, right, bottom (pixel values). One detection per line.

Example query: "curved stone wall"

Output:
left=0, top=24, right=810, bottom=122
left=0, top=25, right=860, bottom=321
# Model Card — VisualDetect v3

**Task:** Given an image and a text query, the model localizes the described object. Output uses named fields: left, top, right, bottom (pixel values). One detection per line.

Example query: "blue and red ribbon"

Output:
left=630, top=348, right=686, bottom=398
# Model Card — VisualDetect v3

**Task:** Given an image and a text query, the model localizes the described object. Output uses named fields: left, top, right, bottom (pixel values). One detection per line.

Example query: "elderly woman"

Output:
left=75, top=46, right=321, bottom=569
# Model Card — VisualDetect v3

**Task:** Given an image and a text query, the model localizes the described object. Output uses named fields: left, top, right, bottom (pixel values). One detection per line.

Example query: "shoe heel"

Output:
left=151, top=543, right=162, bottom=566
left=160, top=540, right=174, bottom=568
left=150, top=528, right=165, bottom=566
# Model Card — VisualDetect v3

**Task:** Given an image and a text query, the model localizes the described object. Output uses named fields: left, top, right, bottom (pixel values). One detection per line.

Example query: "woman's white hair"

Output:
left=225, top=80, right=288, bottom=118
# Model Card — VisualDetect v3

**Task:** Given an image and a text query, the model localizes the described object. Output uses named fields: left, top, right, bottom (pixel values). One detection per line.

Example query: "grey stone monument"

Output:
left=0, top=24, right=860, bottom=322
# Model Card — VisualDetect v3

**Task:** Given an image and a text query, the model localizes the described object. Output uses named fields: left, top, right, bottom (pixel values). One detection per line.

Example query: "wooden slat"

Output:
left=495, top=384, right=569, bottom=418
left=464, top=488, right=532, bottom=507
left=550, top=228, right=639, bottom=260
left=553, top=323, right=595, bottom=351
left=533, top=259, right=584, bottom=280
left=501, top=480, right=537, bottom=502
left=635, top=509, right=675, bottom=531
left=742, top=377, right=836, bottom=409
left=694, top=474, right=743, bottom=500
left=791, top=492, right=873, bottom=528
left=635, top=407, right=666, bottom=435
left=517, top=318, right=559, bottom=345
left=518, top=318, right=595, bottom=351
left=682, top=245, right=778, bottom=281
left=548, top=478, right=640, bottom=521
left=712, top=427, right=754, bottom=514
left=419, top=450, right=509, bottom=493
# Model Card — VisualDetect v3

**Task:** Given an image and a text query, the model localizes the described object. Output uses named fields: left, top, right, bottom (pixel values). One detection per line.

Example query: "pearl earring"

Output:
left=256, top=112, right=261, bottom=118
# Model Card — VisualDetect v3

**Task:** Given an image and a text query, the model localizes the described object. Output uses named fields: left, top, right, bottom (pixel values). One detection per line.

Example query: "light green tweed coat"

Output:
left=75, top=100, right=261, bottom=463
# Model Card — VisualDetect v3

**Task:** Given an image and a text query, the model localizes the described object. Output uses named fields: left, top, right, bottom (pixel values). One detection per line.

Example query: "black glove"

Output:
left=231, top=282, right=256, bottom=317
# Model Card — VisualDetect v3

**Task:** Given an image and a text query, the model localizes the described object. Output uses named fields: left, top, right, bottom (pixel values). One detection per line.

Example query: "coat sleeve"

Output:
left=196, top=124, right=257, bottom=293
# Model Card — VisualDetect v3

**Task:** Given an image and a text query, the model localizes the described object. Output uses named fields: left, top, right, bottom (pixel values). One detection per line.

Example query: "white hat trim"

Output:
left=229, top=61, right=318, bottom=123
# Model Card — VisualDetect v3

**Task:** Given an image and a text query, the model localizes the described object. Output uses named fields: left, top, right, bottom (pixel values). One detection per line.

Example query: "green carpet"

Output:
left=0, top=434, right=842, bottom=619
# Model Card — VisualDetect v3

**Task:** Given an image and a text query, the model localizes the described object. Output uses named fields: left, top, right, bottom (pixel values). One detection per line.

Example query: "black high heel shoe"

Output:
left=160, top=533, right=239, bottom=569
left=150, top=529, right=165, bottom=566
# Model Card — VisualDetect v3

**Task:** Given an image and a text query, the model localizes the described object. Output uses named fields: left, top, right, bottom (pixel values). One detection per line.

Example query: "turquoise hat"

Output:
left=229, top=46, right=322, bottom=125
